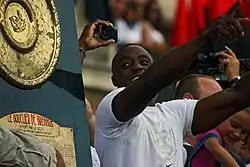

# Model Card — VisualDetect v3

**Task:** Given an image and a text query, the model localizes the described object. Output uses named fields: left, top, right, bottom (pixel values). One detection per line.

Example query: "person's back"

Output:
left=191, top=129, right=222, bottom=167
left=95, top=88, right=197, bottom=167
left=0, top=125, right=63, bottom=167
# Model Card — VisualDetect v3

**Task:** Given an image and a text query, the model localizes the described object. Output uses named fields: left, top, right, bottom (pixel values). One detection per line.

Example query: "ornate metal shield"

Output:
left=0, top=0, right=61, bottom=89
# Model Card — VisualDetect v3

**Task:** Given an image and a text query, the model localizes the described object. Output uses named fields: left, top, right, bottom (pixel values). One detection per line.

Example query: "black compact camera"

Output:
left=97, top=24, right=118, bottom=42
left=188, top=52, right=221, bottom=77
left=196, top=53, right=220, bottom=67
left=195, top=50, right=233, bottom=68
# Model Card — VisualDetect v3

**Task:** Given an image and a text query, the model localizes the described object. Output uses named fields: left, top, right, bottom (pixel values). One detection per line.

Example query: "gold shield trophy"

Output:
left=0, top=0, right=61, bottom=89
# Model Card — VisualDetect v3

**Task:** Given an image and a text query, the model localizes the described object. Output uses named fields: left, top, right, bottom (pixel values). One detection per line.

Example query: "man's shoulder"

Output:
left=98, top=88, right=125, bottom=109
left=95, top=88, right=126, bottom=128
left=156, top=99, right=198, bottom=111
left=199, top=129, right=221, bottom=140
left=155, top=99, right=198, bottom=131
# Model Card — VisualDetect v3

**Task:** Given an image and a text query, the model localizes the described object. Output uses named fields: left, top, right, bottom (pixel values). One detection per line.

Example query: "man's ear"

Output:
left=183, top=93, right=194, bottom=99
left=111, top=75, right=118, bottom=87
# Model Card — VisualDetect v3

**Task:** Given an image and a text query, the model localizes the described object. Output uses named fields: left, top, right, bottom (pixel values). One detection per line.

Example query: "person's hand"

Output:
left=207, top=0, right=249, bottom=42
left=79, top=19, right=116, bottom=52
left=85, top=98, right=94, bottom=120
left=216, top=46, right=240, bottom=81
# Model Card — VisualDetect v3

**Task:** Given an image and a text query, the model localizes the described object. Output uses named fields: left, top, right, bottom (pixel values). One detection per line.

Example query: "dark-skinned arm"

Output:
left=113, top=2, right=249, bottom=122
left=79, top=3, right=248, bottom=123
left=112, top=31, right=209, bottom=122
left=192, top=71, right=250, bottom=134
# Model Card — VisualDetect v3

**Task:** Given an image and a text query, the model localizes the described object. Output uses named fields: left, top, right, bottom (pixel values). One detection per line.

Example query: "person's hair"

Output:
left=122, top=1, right=138, bottom=19
left=126, top=1, right=137, bottom=10
left=143, top=0, right=167, bottom=34
left=144, top=0, right=161, bottom=23
left=173, top=74, right=215, bottom=99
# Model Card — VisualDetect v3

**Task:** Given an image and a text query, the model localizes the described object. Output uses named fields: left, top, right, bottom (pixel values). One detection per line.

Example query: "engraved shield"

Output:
left=0, top=0, right=61, bottom=89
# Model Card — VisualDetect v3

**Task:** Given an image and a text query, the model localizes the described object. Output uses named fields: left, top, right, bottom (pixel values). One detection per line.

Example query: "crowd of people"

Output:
left=80, top=2, right=250, bottom=167
left=1, top=1, right=250, bottom=167
left=111, top=0, right=169, bottom=52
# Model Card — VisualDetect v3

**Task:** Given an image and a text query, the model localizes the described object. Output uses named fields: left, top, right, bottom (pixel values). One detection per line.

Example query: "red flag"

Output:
left=171, top=0, right=249, bottom=47
left=241, top=0, right=250, bottom=18
left=170, top=0, right=191, bottom=47
left=209, top=0, right=237, bottom=21
left=190, top=0, right=209, bottom=35
left=171, top=0, right=209, bottom=47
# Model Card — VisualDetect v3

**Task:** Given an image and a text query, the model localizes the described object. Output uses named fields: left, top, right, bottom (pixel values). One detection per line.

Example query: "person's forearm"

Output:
left=88, top=116, right=95, bottom=147
left=192, top=71, right=250, bottom=134
left=113, top=30, right=211, bottom=121
left=210, top=146, right=240, bottom=167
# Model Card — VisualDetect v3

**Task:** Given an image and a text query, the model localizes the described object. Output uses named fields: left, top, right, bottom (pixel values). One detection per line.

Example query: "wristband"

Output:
left=79, top=47, right=86, bottom=63
left=229, top=76, right=241, bottom=87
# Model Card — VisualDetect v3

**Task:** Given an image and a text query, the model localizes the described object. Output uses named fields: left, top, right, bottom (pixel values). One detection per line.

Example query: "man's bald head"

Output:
left=174, top=74, right=222, bottom=100
left=197, top=77, right=222, bottom=99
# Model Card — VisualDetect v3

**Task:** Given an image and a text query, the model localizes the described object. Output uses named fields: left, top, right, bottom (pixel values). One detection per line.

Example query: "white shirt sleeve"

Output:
left=156, top=99, right=198, bottom=137
left=95, top=87, right=133, bottom=138
left=91, top=147, right=100, bottom=167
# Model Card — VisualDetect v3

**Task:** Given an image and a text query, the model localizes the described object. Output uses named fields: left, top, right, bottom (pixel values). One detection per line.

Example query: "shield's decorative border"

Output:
left=0, top=0, right=61, bottom=89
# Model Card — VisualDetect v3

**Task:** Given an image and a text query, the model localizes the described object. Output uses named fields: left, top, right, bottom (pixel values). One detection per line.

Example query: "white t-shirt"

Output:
left=115, top=19, right=142, bottom=44
left=91, top=147, right=100, bottom=167
left=95, top=88, right=197, bottom=167
left=147, top=24, right=165, bottom=44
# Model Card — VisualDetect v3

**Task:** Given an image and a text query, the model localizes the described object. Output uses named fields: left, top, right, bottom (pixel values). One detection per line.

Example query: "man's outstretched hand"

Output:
left=79, top=19, right=116, bottom=52
left=207, top=0, right=249, bottom=41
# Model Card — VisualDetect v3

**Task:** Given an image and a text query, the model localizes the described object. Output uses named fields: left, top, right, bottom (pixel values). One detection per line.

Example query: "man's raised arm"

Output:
left=112, top=32, right=209, bottom=121
left=192, top=71, right=250, bottom=135
left=112, top=2, right=249, bottom=122
left=79, top=3, right=249, bottom=122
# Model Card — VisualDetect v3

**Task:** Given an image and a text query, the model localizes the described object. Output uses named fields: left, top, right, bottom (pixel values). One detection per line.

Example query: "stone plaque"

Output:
left=0, top=112, right=76, bottom=167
